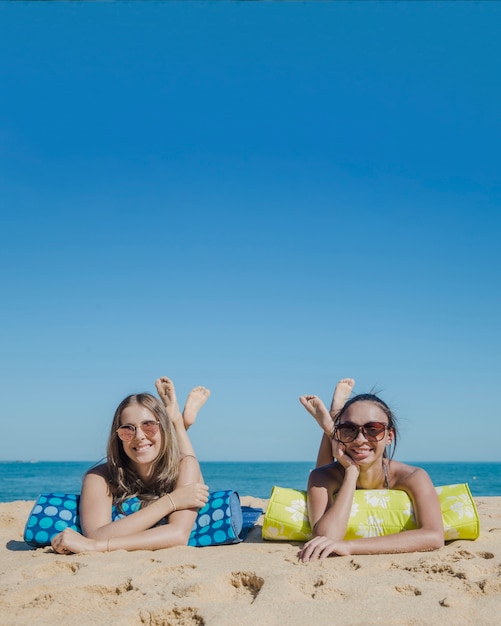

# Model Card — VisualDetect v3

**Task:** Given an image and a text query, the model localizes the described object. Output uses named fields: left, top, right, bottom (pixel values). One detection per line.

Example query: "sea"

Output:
left=1, top=461, right=500, bottom=503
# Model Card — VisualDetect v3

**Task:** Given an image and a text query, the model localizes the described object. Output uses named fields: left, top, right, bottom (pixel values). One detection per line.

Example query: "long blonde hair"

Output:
left=106, top=393, right=180, bottom=509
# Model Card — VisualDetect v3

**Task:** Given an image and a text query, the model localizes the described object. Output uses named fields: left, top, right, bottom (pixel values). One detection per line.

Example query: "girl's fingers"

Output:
left=300, top=537, right=323, bottom=561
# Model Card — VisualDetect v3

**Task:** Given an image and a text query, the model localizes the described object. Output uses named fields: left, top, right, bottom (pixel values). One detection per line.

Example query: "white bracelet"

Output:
left=167, top=493, right=177, bottom=512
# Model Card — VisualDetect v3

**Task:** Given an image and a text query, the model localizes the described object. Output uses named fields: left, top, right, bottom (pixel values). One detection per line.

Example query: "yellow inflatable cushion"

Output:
left=262, top=483, right=479, bottom=542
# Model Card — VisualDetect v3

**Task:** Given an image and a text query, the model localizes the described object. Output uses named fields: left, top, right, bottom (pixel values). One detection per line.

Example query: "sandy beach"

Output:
left=1, top=495, right=500, bottom=625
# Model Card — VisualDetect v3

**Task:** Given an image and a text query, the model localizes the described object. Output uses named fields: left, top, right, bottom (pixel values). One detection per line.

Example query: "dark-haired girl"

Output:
left=298, top=379, right=444, bottom=560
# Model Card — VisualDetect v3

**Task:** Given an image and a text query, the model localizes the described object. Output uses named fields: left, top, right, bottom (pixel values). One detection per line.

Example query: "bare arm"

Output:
left=306, top=464, right=358, bottom=541
left=51, top=456, right=208, bottom=554
left=300, top=467, right=444, bottom=561
left=307, top=435, right=364, bottom=540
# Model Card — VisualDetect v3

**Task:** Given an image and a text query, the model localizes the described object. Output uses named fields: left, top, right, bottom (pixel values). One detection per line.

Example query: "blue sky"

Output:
left=1, top=2, right=500, bottom=464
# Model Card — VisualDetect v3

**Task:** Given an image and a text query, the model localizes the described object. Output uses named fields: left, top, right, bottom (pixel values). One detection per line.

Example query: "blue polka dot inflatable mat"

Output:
left=23, top=493, right=141, bottom=548
left=188, top=490, right=243, bottom=547
left=24, top=490, right=261, bottom=548
left=24, top=493, right=81, bottom=548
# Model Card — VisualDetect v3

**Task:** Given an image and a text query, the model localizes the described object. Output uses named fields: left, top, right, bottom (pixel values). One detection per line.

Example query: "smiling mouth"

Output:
left=350, top=448, right=372, bottom=456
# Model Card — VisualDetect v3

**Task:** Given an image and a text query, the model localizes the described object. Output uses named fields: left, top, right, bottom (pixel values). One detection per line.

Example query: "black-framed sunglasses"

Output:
left=333, top=421, right=389, bottom=444
left=116, top=420, right=160, bottom=442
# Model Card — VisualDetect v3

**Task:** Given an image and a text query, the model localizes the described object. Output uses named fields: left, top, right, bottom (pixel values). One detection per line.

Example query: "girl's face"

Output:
left=118, top=404, right=163, bottom=477
left=337, top=401, right=393, bottom=465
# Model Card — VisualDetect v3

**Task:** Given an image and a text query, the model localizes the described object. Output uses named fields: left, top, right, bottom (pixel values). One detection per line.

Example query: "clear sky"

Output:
left=1, top=2, right=500, bottom=464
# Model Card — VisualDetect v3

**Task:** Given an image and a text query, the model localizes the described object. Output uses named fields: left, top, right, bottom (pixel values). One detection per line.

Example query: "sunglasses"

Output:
left=116, top=420, right=160, bottom=442
left=333, top=421, right=389, bottom=443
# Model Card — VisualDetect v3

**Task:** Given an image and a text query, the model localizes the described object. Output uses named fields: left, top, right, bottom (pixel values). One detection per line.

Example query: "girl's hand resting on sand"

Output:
left=169, top=482, right=209, bottom=511
left=52, top=527, right=101, bottom=554
left=299, top=535, right=351, bottom=561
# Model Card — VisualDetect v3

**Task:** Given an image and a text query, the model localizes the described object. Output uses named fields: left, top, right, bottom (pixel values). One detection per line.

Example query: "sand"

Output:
left=1, top=495, right=500, bottom=625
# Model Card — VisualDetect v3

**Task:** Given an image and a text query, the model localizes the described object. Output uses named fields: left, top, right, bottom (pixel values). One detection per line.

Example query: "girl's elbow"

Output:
left=168, top=524, right=192, bottom=547
left=82, top=527, right=98, bottom=540
left=426, top=529, right=445, bottom=551
left=177, top=529, right=192, bottom=547
left=311, top=520, right=325, bottom=538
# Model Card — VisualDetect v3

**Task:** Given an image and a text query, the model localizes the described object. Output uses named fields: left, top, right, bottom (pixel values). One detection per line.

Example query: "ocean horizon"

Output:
left=1, top=461, right=500, bottom=503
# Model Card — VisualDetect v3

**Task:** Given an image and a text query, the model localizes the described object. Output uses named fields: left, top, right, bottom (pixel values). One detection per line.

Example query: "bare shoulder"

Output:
left=80, top=464, right=113, bottom=531
left=82, top=463, right=110, bottom=495
left=85, top=462, right=109, bottom=481
left=389, top=461, right=435, bottom=493
left=308, top=462, right=343, bottom=492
